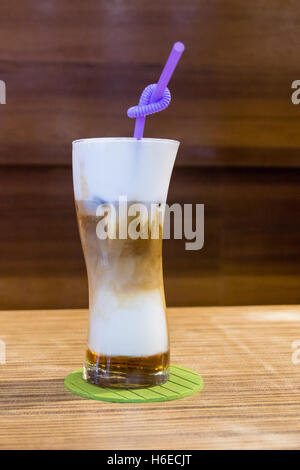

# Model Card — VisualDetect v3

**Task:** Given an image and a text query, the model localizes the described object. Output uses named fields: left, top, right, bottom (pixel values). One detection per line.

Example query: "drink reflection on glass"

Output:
left=73, top=138, right=179, bottom=388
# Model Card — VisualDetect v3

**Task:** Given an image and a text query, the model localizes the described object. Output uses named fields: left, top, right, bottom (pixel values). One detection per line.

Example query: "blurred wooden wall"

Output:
left=0, top=0, right=300, bottom=309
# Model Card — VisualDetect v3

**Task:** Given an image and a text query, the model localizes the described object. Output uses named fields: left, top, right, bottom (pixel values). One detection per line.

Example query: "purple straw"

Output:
left=127, top=42, right=185, bottom=140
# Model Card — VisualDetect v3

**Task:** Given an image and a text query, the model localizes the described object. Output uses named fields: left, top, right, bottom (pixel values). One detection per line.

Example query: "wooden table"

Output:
left=0, top=306, right=300, bottom=450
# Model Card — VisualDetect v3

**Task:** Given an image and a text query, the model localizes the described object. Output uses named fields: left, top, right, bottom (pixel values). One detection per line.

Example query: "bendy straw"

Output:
left=127, top=42, right=185, bottom=140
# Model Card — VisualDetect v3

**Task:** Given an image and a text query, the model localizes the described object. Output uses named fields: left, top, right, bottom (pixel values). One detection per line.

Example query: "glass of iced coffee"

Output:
left=73, top=137, right=179, bottom=388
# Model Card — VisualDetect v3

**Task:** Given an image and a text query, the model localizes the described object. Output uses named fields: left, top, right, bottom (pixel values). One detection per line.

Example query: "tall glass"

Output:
left=72, top=138, right=179, bottom=388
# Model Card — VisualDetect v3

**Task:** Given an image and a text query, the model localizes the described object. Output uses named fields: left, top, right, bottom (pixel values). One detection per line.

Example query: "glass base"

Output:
left=83, top=362, right=169, bottom=389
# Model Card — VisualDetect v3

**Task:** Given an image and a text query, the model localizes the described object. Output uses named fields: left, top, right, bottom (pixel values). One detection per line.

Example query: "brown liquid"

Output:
left=76, top=205, right=164, bottom=296
left=85, top=348, right=170, bottom=388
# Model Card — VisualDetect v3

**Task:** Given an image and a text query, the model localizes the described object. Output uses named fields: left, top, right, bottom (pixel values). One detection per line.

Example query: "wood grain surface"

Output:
left=1, top=0, right=300, bottom=308
left=0, top=306, right=300, bottom=450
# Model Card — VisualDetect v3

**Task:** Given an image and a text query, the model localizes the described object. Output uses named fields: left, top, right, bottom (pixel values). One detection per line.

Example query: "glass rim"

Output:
left=72, top=137, right=180, bottom=146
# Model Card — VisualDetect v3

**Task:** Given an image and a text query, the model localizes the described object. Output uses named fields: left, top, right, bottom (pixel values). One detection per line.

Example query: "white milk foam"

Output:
left=88, top=289, right=168, bottom=357
left=73, top=138, right=179, bottom=204
left=73, top=138, right=179, bottom=358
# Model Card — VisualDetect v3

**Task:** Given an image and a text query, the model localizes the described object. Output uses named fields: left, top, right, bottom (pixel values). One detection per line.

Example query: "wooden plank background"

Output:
left=0, top=0, right=300, bottom=309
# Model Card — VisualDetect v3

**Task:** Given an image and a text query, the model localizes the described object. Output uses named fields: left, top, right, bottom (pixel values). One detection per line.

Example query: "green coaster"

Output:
left=64, top=365, right=204, bottom=403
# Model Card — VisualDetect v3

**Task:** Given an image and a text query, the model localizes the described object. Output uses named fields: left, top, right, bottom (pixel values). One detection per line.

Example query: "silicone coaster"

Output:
left=64, top=365, right=204, bottom=403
